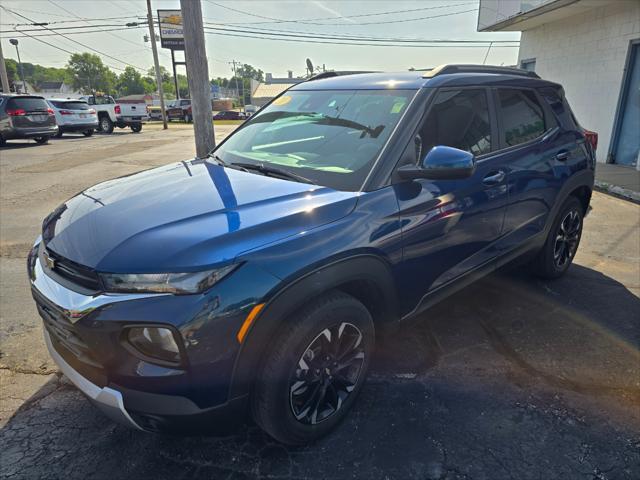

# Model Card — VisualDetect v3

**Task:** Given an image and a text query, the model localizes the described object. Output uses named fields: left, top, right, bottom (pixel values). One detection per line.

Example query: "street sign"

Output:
left=157, top=9, right=184, bottom=50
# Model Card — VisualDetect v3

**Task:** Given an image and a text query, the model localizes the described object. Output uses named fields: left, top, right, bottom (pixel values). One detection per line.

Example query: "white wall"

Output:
left=518, top=1, right=640, bottom=162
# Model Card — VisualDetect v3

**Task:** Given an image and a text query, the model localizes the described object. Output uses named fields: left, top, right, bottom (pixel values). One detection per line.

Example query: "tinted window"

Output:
left=215, top=89, right=416, bottom=191
left=95, top=96, right=114, bottom=105
left=418, top=89, right=492, bottom=157
left=51, top=101, right=90, bottom=110
left=498, top=89, right=546, bottom=147
left=7, top=97, right=48, bottom=111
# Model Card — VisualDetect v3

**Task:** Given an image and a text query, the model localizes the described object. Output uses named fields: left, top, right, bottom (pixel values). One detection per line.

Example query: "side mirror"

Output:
left=397, top=146, right=476, bottom=180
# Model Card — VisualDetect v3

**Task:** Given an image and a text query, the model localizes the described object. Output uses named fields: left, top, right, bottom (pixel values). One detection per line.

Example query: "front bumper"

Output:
left=29, top=239, right=252, bottom=434
left=43, top=329, right=143, bottom=430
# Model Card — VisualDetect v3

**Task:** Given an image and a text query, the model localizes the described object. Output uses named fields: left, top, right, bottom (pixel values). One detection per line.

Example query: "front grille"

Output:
left=32, top=288, right=102, bottom=369
left=41, top=246, right=102, bottom=291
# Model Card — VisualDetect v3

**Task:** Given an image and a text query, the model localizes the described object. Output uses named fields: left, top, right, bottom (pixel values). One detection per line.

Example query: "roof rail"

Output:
left=422, top=64, right=540, bottom=79
left=306, top=70, right=377, bottom=82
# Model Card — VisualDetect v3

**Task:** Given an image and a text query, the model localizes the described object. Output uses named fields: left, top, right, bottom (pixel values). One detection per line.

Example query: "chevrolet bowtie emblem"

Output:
left=44, top=251, right=56, bottom=270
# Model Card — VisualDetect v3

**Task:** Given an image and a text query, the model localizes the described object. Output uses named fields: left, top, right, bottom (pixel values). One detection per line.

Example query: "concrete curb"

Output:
left=594, top=180, right=640, bottom=205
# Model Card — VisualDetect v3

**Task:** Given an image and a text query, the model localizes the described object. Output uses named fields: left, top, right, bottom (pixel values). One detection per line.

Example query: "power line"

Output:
left=201, top=23, right=519, bottom=45
left=200, top=25, right=518, bottom=46
left=46, top=0, right=170, bottom=61
left=6, top=22, right=519, bottom=46
left=202, top=28, right=519, bottom=49
left=1, top=6, right=148, bottom=72
left=205, top=1, right=477, bottom=26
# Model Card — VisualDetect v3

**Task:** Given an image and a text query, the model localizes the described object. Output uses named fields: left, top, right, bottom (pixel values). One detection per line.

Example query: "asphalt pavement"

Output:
left=1, top=125, right=638, bottom=480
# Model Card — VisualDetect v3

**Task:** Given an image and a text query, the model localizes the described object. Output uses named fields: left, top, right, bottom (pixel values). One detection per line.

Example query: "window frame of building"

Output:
left=493, top=87, right=555, bottom=151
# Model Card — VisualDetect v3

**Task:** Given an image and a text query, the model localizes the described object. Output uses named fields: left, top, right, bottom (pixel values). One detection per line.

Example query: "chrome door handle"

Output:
left=556, top=150, right=570, bottom=161
left=482, top=170, right=506, bottom=185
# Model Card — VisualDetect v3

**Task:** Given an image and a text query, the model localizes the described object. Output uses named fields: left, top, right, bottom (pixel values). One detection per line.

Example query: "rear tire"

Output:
left=55, top=129, right=63, bottom=138
left=34, top=136, right=49, bottom=145
left=251, top=291, right=374, bottom=445
left=531, top=196, right=584, bottom=279
left=0, top=135, right=6, bottom=147
left=83, top=129, right=94, bottom=137
left=130, top=124, right=142, bottom=133
left=184, top=113, right=191, bottom=123
left=99, top=116, right=114, bottom=134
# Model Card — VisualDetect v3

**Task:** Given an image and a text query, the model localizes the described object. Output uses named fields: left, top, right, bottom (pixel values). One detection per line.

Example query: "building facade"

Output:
left=478, top=0, right=640, bottom=167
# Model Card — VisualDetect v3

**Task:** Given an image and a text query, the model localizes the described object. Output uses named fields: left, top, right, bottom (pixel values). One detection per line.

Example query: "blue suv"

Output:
left=29, top=65, right=595, bottom=445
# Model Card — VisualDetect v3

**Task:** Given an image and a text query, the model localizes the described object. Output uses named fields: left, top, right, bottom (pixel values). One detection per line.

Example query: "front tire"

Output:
left=531, top=196, right=584, bottom=279
left=130, top=124, right=142, bottom=133
left=34, top=136, right=49, bottom=144
left=83, top=129, right=94, bottom=137
left=184, top=113, right=191, bottom=123
left=251, top=291, right=374, bottom=445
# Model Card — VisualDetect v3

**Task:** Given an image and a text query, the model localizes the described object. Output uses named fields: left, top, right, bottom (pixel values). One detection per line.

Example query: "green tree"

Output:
left=116, top=66, right=153, bottom=96
left=236, top=63, right=263, bottom=82
left=147, top=66, right=172, bottom=83
left=66, top=53, right=116, bottom=94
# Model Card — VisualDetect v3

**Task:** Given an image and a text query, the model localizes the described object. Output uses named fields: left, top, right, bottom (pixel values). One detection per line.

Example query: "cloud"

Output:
left=311, top=1, right=357, bottom=23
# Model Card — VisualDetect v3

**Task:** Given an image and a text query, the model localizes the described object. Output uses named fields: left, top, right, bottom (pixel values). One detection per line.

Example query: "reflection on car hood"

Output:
left=44, top=160, right=358, bottom=272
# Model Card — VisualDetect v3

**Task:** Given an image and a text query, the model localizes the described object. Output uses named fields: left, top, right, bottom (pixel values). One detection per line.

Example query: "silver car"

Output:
left=47, top=99, right=98, bottom=137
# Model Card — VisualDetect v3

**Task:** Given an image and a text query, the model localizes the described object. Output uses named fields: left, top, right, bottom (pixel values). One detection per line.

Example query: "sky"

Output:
left=0, top=0, right=521, bottom=79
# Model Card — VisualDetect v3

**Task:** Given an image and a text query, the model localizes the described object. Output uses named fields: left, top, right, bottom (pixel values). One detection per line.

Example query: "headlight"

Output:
left=100, top=265, right=238, bottom=294
left=126, top=326, right=181, bottom=364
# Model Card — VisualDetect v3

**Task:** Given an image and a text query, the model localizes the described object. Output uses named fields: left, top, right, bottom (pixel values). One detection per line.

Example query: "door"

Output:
left=494, top=87, right=585, bottom=250
left=611, top=40, right=640, bottom=167
left=395, top=88, right=508, bottom=314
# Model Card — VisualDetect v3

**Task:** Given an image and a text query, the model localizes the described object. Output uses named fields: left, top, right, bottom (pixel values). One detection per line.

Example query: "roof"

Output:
left=252, top=82, right=294, bottom=98
left=290, top=67, right=557, bottom=91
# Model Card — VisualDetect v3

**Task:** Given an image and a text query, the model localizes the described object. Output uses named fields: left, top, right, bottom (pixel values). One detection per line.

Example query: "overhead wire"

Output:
left=204, top=1, right=478, bottom=26
left=1, top=6, right=148, bottom=72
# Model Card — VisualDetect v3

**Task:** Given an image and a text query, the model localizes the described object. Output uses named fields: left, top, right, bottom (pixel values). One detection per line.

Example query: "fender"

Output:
left=542, top=168, right=594, bottom=238
left=228, top=254, right=398, bottom=399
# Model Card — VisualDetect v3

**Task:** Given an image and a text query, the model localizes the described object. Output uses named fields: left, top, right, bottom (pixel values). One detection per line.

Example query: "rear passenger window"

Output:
left=498, top=89, right=547, bottom=147
left=418, top=89, right=492, bottom=157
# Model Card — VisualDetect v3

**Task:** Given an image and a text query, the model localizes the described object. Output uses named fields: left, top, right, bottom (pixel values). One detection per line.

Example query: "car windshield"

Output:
left=213, top=89, right=416, bottom=191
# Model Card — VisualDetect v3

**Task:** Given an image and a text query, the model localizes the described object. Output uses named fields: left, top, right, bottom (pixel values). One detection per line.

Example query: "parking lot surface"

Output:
left=1, top=126, right=639, bottom=480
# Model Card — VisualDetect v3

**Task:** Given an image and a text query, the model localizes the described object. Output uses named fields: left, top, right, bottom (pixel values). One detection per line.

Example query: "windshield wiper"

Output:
left=232, top=162, right=316, bottom=185
left=249, top=111, right=384, bottom=138
left=208, top=153, right=250, bottom=172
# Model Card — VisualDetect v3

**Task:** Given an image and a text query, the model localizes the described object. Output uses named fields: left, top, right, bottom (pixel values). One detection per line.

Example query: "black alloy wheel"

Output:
left=553, top=209, right=581, bottom=269
left=251, top=291, right=374, bottom=445
left=289, top=322, right=365, bottom=425
left=531, top=195, right=584, bottom=279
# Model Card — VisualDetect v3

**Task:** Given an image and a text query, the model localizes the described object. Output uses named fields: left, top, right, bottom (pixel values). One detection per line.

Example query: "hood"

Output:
left=44, top=160, right=358, bottom=272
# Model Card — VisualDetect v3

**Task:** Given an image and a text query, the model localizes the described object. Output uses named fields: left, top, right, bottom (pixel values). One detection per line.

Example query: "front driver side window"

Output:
left=416, top=89, right=492, bottom=161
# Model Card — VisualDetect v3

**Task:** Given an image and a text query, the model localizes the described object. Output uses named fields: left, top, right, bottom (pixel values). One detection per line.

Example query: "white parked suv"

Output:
left=47, top=99, right=98, bottom=137
left=79, top=95, right=147, bottom=134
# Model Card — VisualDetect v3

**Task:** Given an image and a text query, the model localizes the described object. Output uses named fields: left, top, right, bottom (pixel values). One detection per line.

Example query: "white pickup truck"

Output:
left=79, top=95, right=147, bottom=134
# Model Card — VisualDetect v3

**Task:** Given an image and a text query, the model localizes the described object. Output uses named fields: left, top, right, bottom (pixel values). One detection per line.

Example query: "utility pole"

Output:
left=180, top=0, right=214, bottom=157
left=230, top=59, right=245, bottom=112
left=0, top=41, right=10, bottom=93
left=146, top=0, right=167, bottom=129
